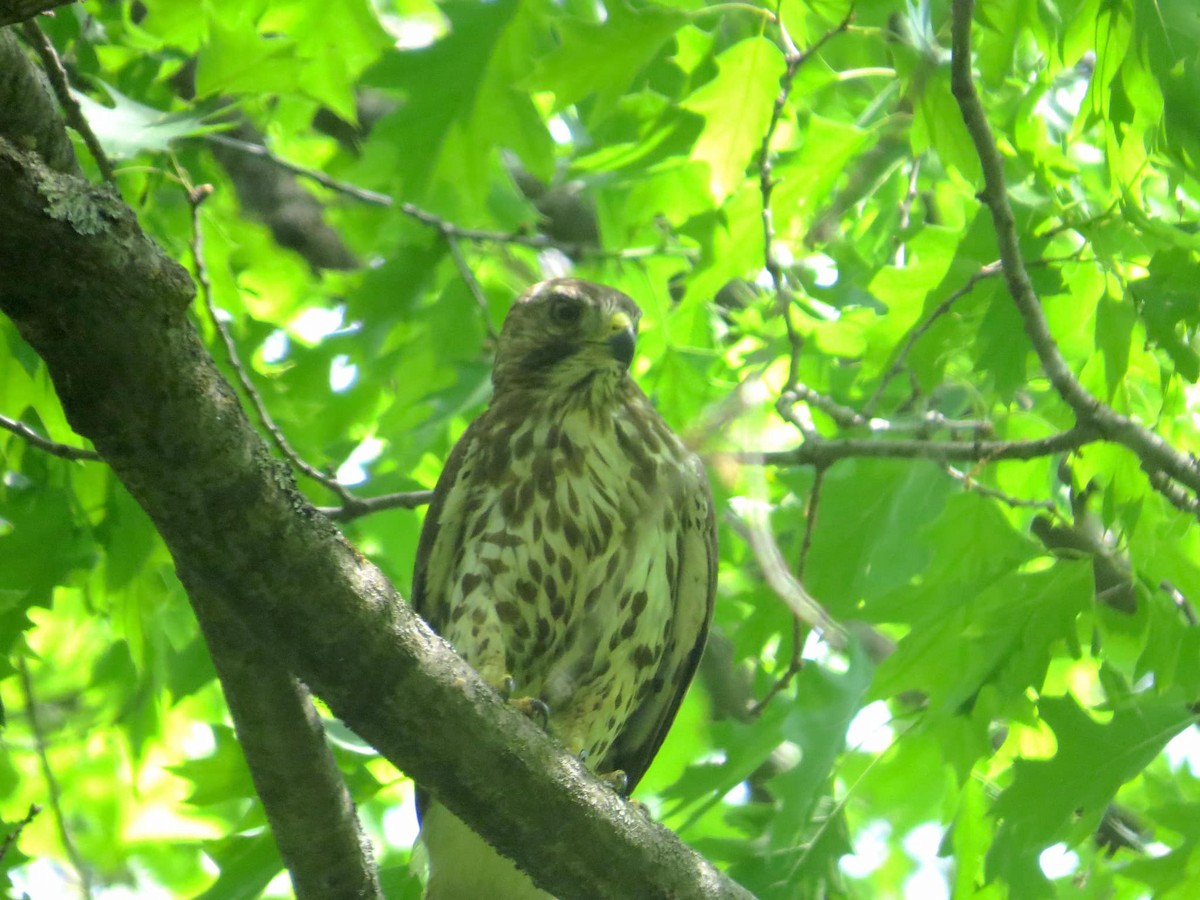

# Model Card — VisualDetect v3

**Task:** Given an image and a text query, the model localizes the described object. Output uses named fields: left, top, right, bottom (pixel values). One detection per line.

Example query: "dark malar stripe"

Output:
left=522, top=341, right=579, bottom=371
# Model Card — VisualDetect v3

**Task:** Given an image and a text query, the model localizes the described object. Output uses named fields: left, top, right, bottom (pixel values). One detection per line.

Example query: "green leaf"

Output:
left=989, top=694, right=1196, bottom=888
left=771, top=638, right=874, bottom=845
left=528, top=4, right=686, bottom=120
left=196, top=832, right=282, bottom=900
left=681, top=36, right=786, bottom=203
left=1130, top=249, right=1200, bottom=383
left=1094, top=292, right=1135, bottom=398
left=72, top=84, right=227, bottom=159
left=872, top=561, right=1093, bottom=717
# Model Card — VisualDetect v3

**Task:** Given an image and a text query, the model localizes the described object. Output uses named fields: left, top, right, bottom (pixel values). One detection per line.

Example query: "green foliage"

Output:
left=3, top=0, right=1200, bottom=897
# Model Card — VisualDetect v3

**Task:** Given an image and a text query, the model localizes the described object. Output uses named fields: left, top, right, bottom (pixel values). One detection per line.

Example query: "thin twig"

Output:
left=20, top=20, right=114, bottom=182
left=865, top=251, right=1097, bottom=418
left=0, top=803, right=41, bottom=864
left=753, top=424, right=1095, bottom=468
left=748, top=466, right=827, bottom=717
left=317, top=489, right=433, bottom=521
left=398, top=201, right=693, bottom=261
left=944, top=464, right=1058, bottom=513
left=950, top=0, right=1200, bottom=497
left=17, top=656, right=92, bottom=899
left=0, top=413, right=101, bottom=461
left=183, top=177, right=359, bottom=507
left=864, top=261, right=1002, bottom=415
left=205, top=133, right=392, bottom=205
left=758, top=8, right=854, bottom=385
left=203, top=133, right=693, bottom=262
left=785, top=383, right=996, bottom=438
left=443, top=230, right=499, bottom=344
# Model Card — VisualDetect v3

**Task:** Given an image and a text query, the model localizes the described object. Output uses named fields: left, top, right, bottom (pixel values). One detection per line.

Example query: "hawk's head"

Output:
left=492, top=278, right=642, bottom=397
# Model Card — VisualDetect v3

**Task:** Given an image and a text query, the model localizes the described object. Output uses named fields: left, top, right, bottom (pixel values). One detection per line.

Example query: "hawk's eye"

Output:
left=548, top=295, right=583, bottom=326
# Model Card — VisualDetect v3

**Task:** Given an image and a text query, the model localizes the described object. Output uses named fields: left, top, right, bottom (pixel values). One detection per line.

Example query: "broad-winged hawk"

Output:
left=411, top=278, right=716, bottom=898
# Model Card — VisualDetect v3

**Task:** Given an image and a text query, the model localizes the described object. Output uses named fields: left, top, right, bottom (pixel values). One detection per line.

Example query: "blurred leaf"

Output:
left=73, top=84, right=228, bottom=159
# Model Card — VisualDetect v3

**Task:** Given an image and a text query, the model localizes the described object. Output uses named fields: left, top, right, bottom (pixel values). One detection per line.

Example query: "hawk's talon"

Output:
left=598, top=768, right=629, bottom=796
left=510, top=696, right=551, bottom=727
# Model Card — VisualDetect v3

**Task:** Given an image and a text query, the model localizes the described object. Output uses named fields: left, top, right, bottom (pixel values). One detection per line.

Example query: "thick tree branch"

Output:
left=949, top=0, right=1200, bottom=499
left=0, top=29, right=76, bottom=173
left=0, top=0, right=72, bottom=27
left=192, top=585, right=383, bottom=899
left=1, top=29, right=383, bottom=897
left=0, top=40, right=749, bottom=900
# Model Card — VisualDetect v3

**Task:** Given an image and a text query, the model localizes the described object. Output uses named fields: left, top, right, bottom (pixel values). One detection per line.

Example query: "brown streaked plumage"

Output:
left=411, top=278, right=717, bottom=899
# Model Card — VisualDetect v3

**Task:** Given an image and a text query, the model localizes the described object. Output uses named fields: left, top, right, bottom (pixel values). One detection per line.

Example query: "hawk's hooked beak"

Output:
left=607, top=311, right=636, bottom=368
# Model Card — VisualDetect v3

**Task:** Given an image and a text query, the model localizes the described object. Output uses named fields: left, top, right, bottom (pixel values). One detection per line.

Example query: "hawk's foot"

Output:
left=509, top=695, right=551, bottom=727
left=597, top=768, right=629, bottom=796
left=489, top=674, right=550, bottom=727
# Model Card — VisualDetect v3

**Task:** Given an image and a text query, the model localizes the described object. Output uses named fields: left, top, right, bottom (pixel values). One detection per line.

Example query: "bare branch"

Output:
left=204, top=133, right=693, bottom=262
left=1161, top=580, right=1199, bottom=628
left=0, top=412, right=101, bottom=460
left=318, top=489, right=434, bottom=521
left=191, top=584, right=383, bottom=899
left=758, top=7, right=854, bottom=382
left=19, top=21, right=113, bottom=182
left=753, top=424, right=1095, bottom=468
left=443, top=228, right=500, bottom=344
left=949, top=0, right=1200, bottom=498
left=1145, top=468, right=1200, bottom=522
left=943, top=464, right=1058, bottom=513
left=894, top=154, right=921, bottom=266
left=727, top=501, right=848, bottom=651
left=206, top=132, right=392, bottom=206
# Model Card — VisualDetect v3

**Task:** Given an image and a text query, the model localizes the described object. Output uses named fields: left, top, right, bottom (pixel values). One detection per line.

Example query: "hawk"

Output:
left=410, top=278, right=716, bottom=899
